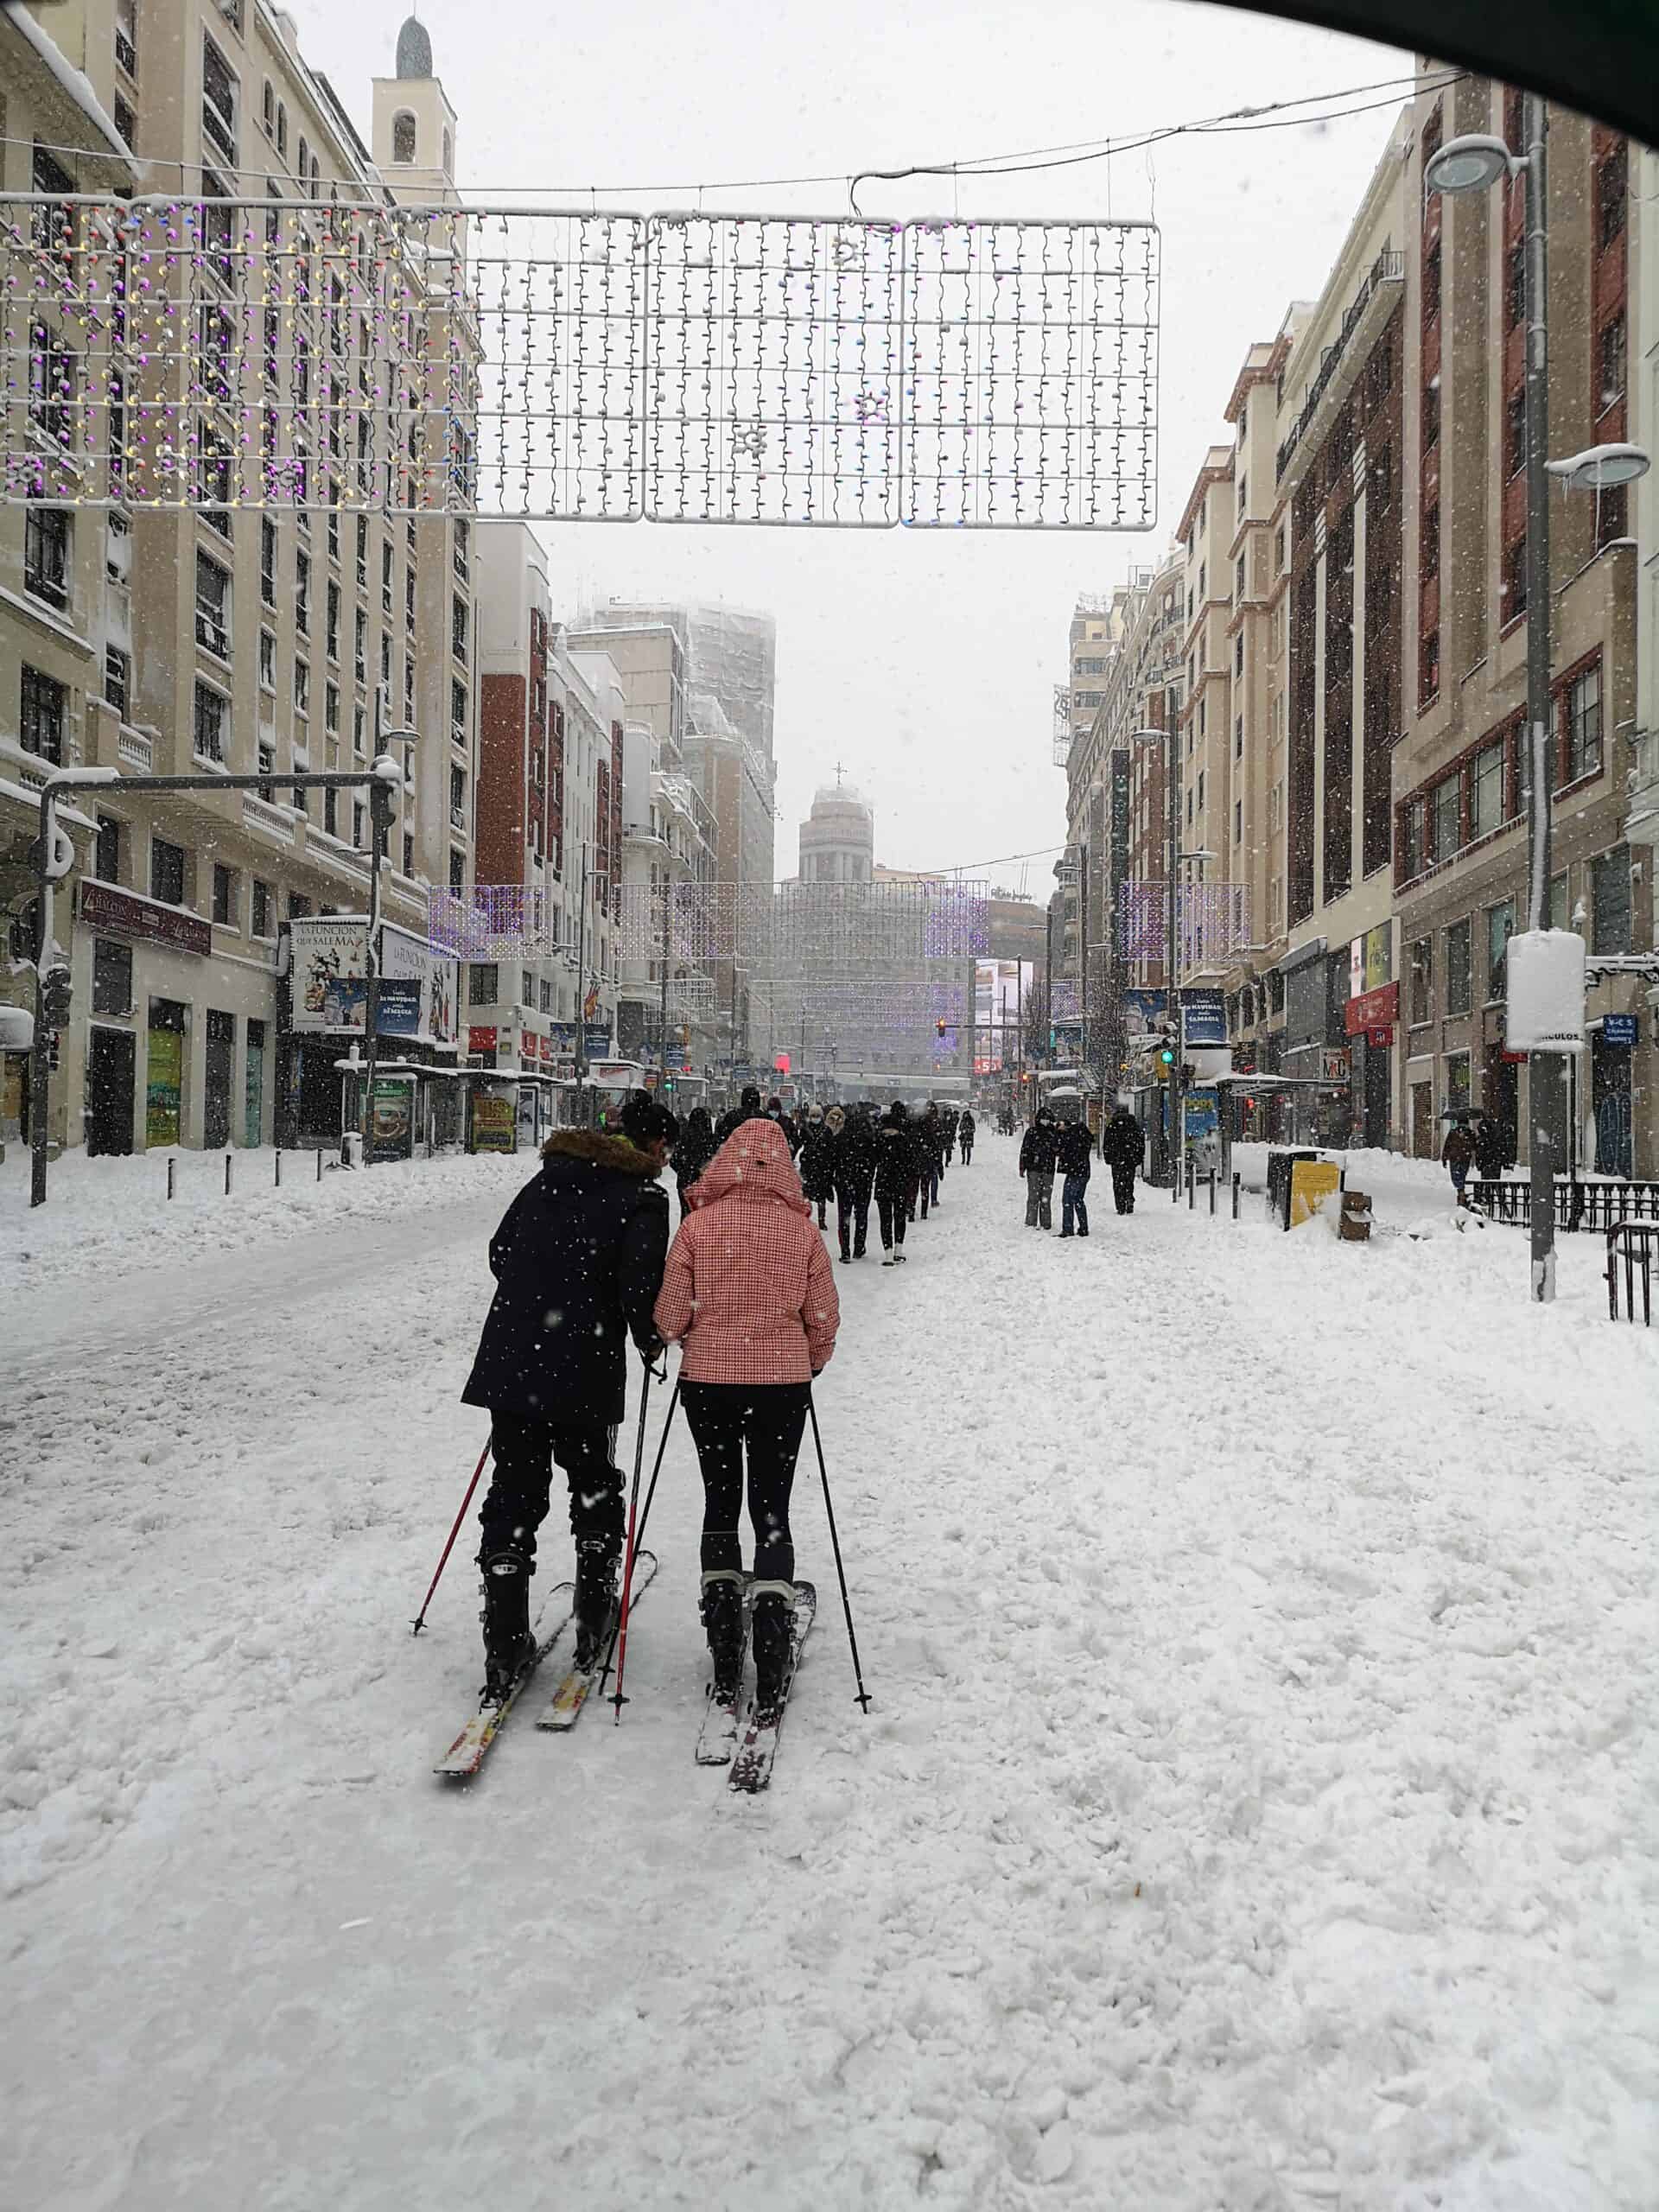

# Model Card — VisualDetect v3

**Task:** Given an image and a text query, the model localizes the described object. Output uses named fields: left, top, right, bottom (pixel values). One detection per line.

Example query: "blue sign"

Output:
left=375, top=978, right=422, bottom=1036
left=1180, top=988, right=1228, bottom=1049
left=1123, top=988, right=1167, bottom=1027
left=1602, top=1014, right=1637, bottom=1047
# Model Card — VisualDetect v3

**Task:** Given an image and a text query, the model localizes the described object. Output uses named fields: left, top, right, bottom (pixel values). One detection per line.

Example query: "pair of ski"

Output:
left=434, top=1562, right=814, bottom=1790
left=696, top=1580, right=817, bottom=1794
left=432, top=1552, right=658, bottom=1778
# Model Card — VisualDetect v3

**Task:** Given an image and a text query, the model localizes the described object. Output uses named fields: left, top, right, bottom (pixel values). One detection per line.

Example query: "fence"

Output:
left=1466, top=1179, right=1659, bottom=1232
left=1605, top=1224, right=1656, bottom=1325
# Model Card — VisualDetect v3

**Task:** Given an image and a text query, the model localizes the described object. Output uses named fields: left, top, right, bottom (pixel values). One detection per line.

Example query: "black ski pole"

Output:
left=807, top=1391, right=872, bottom=1713
left=609, top=1373, right=679, bottom=1717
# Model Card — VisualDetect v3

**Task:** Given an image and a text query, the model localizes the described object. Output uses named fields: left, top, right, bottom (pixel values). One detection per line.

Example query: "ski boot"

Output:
left=573, top=1538, right=620, bottom=1671
left=700, top=1568, right=747, bottom=1705
left=480, top=1548, right=535, bottom=1703
left=750, top=1580, right=797, bottom=1724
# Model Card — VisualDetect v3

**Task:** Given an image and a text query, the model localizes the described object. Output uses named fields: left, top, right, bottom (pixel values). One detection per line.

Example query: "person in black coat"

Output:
left=1100, top=1105, right=1144, bottom=1216
left=798, top=1104, right=835, bottom=1228
left=916, top=1102, right=945, bottom=1217
left=715, top=1084, right=762, bottom=1147
left=833, top=1102, right=876, bottom=1262
left=674, top=1103, right=718, bottom=1217
left=957, top=1109, right=976, bottom=1165
left=461, top=1093, right=676, bottom=1694
left=874, top=1102, right=914, bottom=1264
left=1019, top=1109, right=1061, bottom=1230
left=1055, top=1116, right=1094, bottom=1237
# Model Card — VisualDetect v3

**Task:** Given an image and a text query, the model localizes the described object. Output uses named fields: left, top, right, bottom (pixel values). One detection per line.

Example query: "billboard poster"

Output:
left=1180, top=988, right=1227, bottom=1049
left=367, top=1076, right=414, bottom=1163
left=145, top=1027, right=182, bottom=1146
left=1122, top=988, right=1167, bottom=1029
left=291, top=919, right=369, bottom=1032
left=470, top=1089, right=517, bottom=1154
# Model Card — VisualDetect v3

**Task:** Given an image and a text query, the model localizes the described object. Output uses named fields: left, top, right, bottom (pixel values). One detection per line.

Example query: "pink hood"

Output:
left=692, top=1117, right=810, bottom=1217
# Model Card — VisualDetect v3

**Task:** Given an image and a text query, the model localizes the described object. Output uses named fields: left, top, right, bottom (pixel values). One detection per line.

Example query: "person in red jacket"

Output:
left=653, top=1116, right=841, bottom=1718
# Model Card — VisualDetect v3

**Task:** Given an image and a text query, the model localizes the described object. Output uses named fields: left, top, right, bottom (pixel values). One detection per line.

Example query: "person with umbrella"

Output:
left=1441, top=1109, right=1478, bottom=1205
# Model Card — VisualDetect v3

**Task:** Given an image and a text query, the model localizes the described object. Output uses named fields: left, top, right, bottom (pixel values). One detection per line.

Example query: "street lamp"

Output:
left=359, top=724, right=421, bottom=1165
left=1545, top=443, right=1651, bottom=492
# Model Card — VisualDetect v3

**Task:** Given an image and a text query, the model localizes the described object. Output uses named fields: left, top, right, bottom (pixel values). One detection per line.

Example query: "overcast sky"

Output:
left=289, top=0, right=1413, bottom=893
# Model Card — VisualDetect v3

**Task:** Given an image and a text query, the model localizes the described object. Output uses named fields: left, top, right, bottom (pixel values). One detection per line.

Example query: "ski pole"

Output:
left=411, top=1435, right=492, bottom=1635
left=807, top=1392, right=872, bottom=1713
left=605, top=1365, right=654, bottom=1705
left=610, top=1372, right=679, bottom=1718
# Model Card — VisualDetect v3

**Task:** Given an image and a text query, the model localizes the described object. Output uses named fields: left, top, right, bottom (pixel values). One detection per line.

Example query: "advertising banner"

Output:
left=1122, top=988, right=1167, bottom=1029
left=584, top=1025, right=612, bottom=1060
left=367, top=1076, right=414, bottom=1164
left=1179, top=988, right=1227, bottom=1049
left=290, top=919, right=459, bottom=1041
left=470, top=1089, right=517, bottom=1154
left=292, top=919, right=370, bottom=1032
left=1289, top=1158, right=1341, bottom=1229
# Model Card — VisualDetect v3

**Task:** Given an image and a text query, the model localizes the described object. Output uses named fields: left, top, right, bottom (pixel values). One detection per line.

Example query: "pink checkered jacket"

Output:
left=653, top=1118, right=841, bottom=1385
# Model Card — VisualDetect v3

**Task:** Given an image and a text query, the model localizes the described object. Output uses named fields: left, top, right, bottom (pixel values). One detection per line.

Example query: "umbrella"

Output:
left=1440, top=1107, right=1482, bottom=1122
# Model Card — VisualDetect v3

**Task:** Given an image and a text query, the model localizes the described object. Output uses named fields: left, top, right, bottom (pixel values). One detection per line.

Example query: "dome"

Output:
left=395, top=15, right=434, bottom=79
left=810, top=783, right=871, bottom=817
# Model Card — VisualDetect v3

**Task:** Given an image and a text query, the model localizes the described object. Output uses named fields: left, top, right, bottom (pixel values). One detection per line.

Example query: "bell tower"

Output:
left=372, top=14, right=459, bottom=204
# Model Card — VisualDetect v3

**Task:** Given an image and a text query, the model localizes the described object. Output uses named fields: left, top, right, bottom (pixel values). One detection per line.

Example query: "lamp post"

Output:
left=1427, top=112, right=1651, bottom=1299
left=361, top=717, right=422, bottom=1165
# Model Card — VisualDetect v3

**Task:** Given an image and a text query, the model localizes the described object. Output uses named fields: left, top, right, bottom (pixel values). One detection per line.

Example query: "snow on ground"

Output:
left=3, top=1134, right=1656, bottom=2210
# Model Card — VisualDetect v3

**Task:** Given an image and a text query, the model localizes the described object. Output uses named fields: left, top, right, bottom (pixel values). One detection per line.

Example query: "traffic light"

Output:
left=41, top=961, right=73, bottom=1031
left=1157, top=1033, right=1175, bottom=1069
left=936, top=1017, right=947, bottom=1038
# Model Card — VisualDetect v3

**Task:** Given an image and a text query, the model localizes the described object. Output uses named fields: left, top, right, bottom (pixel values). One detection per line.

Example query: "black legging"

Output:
left=681, top=1381, right=810, bottom=1581
left=876, top=1190, right=907, bottom=1249
left=480, top=1415, right=624, bottom=1563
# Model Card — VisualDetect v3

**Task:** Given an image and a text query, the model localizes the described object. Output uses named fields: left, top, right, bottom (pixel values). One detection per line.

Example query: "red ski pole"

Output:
left=610, top=1374, right=678, bottom=1719
left=410, top=1436, right=492, bottom=1635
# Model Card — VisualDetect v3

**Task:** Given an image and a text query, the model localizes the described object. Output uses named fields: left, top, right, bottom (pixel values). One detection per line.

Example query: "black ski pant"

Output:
left=836, top=1177, right=871, bottom=1257
left=480, top=1414, right=624, bottom=1567
left=681, top=1381, right=810, bottom=1583
left=1110, top=1162, right=1136, bottom=1214
left=877, top=1189, right=907, bottom=1250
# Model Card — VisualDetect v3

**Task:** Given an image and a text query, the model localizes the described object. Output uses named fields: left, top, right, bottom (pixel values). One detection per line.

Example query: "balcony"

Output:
left=1275, top=249, right=1406, bottom=486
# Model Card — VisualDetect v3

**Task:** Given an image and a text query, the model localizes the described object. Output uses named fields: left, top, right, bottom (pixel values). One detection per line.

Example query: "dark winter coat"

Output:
left=1473, top=1119, right=1507, bottom=1177
left=1056, top=1120, right=1094, bottom=1179
left=715, top=1087, right=764, bottom=1147
left=918, top=1110, right=947, bottom=1168
left=1020, top=1119, right=1061, bottom=1176
left=1100, top=1112, right=1144, bottom=1171
left=1442, top=1125, right=1478, bottom=1172
left=674, top=1109, right=719, bottom=1199
left=798, top=1121, right=836, bottom=1202
left=874, top=1113, right=915, bottom=1202
left=958, top=1112, right=976, bottom=1144
left=461, top=1129, right=671, bottom=1427
left=836, top=1110, right=878, bottom=1190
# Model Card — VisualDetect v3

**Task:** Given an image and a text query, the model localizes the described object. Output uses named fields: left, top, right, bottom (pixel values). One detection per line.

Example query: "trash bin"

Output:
left=1265, top=1147, right=1318, bottom=1229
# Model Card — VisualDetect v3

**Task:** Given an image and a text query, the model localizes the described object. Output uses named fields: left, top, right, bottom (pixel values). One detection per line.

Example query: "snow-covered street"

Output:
left=4, top=1135, right=1656, bottom=2211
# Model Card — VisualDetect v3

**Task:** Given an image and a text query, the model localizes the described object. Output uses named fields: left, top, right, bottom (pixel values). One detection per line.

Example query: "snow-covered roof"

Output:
left=1, top=8, right=139, bottom=175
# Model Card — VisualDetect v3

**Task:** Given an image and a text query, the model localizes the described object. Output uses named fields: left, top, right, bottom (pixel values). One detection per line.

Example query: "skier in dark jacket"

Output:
left=1055, top=1116, right=1094, bottom=1237
left=1100, top=1105, right=1144, bottom=1215
left=833, top=1102, right=876, bottom=1262
left=874, top=1102, right=914, bottom=1263
left=798, top=1103, right=835, bottom=1228
left=461, top=1092, right=676, bottom=1695
left=674, top=1103, right=718, bottom=1217
left=1019, top=1109, right=1062, bottom=1230
left=715, top=1085, right=763, bottom=1147
left=957, top=1109, right=976, bottom=1165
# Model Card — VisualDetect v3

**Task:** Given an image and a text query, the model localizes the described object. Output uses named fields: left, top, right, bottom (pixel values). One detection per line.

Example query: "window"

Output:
left=325, top=681, right=340, bottom=734
left=31, top=147, right=75, bottom=253
left=403, top=831, right=415, bottom=877
left=288, top=892, right=312, bottom=921
left=107, top=371, right=126, bottom=493
left=1422, top=241, right=1441, bottom=322
left=298, top=135, right=308, bottom=184
left=251, top=880, right=272, bottom=937
left=1445, top=1050, right=1471, bottom=1114
left=1470, top=741, right=1506, bottom=842
left=1597, top=141, right=1627, bottom=250
left=1598, top=315, right=1626, bottom=410
left=1591, top=848, right=1630, bottom=954
left=115, top=0, right=137, bottom=76
left=253, top=628, right=274, bottom=692
left=1235, top=715, right=1244, bottom=760
left=257, top=741, right=276, bottom=802
left=23, top=506, right=71, bottom=611
left=1431, top=774, right=1460, bottom=861
left=392, top=111, right=417, bottom=164
left=404, top=657, right=416, bottom=722
left=355, top=516, right=369, bottom=588
left=20, top=664, right=67, bottom=764
left=1485, top=900, right=1515, bottom=1001
left=1445, top=918, right=1471, bottom=1016
left=327, top=504, right=340, bottom=563
left=1421, top=382, right=1440, bottom=452
left=295, top=550, right=310, bottom=635
left=29, top=320, right=76, bottom=448
left=352, top=801, right=365, bottom=852
left=405, top=564, right=417, bottom=627
left=1274, top=524, right=1286, bottom=575
left=92, top=938, right=132, bottom=1017
left=454, top=519, right=470, bottom=579
left=1409, top=936, right=1433, bottom=1024
left=450, top=765, right=467, bottom=830
left=379, top=633, right=391, bottom=687
left=452, top=594, right=469, bottom=660
left=1233, top=798, right=1243, bottom=844
left=1234, top=632, right=1243, bottom=676
left=469, top=963, right=499, bottom=1004
left=354, top=608, right=367, bottom=682
left=293, top=660, right=309, bottom=717
left=1565, top=664, right=1602, bottom=781
left=1502, top=537, right=1527, bottom=623
left=212, top=863, right=238, bottom=927
left=263, top=79, right=275, bottom=136
left=1506, top=392, right=1526, bottom=479
left=198, top=426, right=232, bottom=531
left=150, top=837, right=187, bottom=906
left=1506, top=243, right=1525, bottom=328
left=1402, top=798, right=1427, bottom=880
left=451, top=679, right=467, bottom=743
left=93, top=814, right=122, bottom=886
left=1422, top=504, right=1440, bottom=580
left=260, top=518, right=276, bottom=606
left=194, top=551, right=231, bottom=658
left=449, top=849, right=466, bottom=893
left=521, top=969, right=536, bottom=1008
left=382, top=539, right=394, bottom=613
left=193, top=682, right=227, bottom=764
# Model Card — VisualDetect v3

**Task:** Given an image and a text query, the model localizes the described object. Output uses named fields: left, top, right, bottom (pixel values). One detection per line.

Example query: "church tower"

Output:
left=372, top=14, right=460, bottom=205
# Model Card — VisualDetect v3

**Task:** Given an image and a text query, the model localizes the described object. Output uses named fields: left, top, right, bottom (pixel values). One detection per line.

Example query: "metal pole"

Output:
left=28, top=788, right=56, bottom=1208
left=1166, top=719, right=1179, bottom=1187
left=361, top=690, right=386, bottom=1166
left=574, top=843, right=589, bottom=1124
left=658, top=867, right=671, bottom=1093
left=1522, top=93, right=1562, bottom=1304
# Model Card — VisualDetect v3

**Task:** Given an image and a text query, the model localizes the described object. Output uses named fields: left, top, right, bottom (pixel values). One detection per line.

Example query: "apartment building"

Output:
left=2, top=4, right=480, bottom=1155
left=1633, top=139, right=1659, bottom=947
left=1394, top=78, right=1649, bottom=1175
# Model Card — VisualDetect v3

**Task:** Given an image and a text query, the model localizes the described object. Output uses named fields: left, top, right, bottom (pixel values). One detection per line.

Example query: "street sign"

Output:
left=1602, top=1014, right=1637, bottom=1046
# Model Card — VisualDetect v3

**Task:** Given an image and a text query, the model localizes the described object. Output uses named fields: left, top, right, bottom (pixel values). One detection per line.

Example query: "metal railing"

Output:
left=1275, top=249, right=1406, bottom=481
left=1606, top=1224, right=1656, bottom=1324
left=1467, top=1179, right=1659, bottom=1232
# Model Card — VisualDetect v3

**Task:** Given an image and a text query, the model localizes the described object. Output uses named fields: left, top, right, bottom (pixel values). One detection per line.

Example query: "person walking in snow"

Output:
left=874, top=1101, right=914, bottom=1263
left=917, top=1101, right=945, bottom=1217
left=1056, top=1115, right=1094, bottom=1238
left=1019, top=1107, right=1061, bottom=1230
left=461, top=1091, right=677, bottom=1699
left=653, top=1117, right=840, bottom=1721
left=1473, top=1111, right=1508, bottom=1182
left=1442, top=1118, right=1478, bottom=1204
left=957, top=1108, right=976, bottom=1165
left=1100, top=1103, right=1143, bottom=1216
left=715, top=1084, right=763, bottom=1147
left=798, top=1103, right=836, bottom=1230
left=673, top=1103, right=718, bottom=1218
left=942, top=1105, right=960, bottom=1165
left=833, top=1101, right=876, bottom=1262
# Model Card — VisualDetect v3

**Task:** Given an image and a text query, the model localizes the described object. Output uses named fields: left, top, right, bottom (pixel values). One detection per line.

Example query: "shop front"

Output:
left=280, top=917, right=462, bottom=1150
left=1343, top=979, right=1399, bottom=1151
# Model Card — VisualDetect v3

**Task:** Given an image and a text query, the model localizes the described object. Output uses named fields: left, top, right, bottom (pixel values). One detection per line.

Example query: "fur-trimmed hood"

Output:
left=540, top=1128, right=659, bottom=1176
